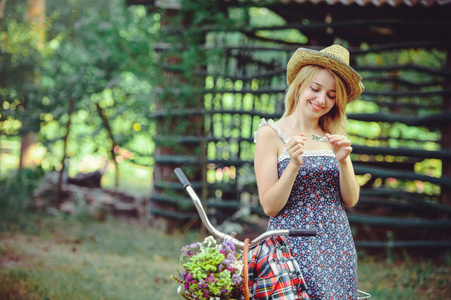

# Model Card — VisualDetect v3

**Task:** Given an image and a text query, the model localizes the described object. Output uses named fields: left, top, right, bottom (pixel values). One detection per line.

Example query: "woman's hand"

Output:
left=286, top=133, right=307, bottom=166
left=326, top=133, right=360, bottom=207
left=326, top=133, right=352, bottom=162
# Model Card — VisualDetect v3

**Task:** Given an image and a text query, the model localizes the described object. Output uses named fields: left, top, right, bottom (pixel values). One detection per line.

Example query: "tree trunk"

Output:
left=56, top=98, right=74, bottom=205
left=18, top=134, right=38, bottom=170
left=0, top=0, right=7, bottom=19
left=96, top=103, right=119, bottom=188
left=25, top=0, right=46, bottom=48
left=19, top=0, right=46, bottom=171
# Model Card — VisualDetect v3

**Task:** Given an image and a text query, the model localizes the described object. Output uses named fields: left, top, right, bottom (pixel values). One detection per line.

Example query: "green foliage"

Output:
left=41, top=0, right=157, bottom=168
left=1, top=0, right=160, bottom=176
left=249, top=7, right=307, bottom=44
left=0, top=167, right=44, bottom=230
left=0, top=2, right=47, bottom=134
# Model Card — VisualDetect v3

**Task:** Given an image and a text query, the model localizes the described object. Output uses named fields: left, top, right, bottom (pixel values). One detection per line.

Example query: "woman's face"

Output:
left=297, top=68, right=336, bottom=119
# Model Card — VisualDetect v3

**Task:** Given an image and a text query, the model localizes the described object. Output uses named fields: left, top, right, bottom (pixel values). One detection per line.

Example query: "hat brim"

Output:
left=287, top=48, right=364, bottom=102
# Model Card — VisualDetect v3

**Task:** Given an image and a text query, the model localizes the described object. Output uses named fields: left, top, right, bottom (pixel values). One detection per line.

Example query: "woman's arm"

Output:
left=254, top=126, right=305, bottom=217
left=326, top=133, right=360, bottom=207
left=338, top=156, right=360, bottom=207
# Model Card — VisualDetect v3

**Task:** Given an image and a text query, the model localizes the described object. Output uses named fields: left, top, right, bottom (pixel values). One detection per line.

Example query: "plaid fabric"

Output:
left=247, top=236, right=310, bottom=300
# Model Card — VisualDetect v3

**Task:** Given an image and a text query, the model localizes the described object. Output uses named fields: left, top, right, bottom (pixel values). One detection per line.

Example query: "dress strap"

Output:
left=253, top=118, right=289, bottom=144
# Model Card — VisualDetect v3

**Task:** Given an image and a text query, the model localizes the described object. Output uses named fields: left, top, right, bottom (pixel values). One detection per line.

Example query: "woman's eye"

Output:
left=328, top=94, right=336, bottom=99
left=310, top=86, right=319, bottom=92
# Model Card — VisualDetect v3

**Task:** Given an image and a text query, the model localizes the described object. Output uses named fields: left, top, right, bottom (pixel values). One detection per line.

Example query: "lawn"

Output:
left=1, top=214, right=450, bottom=300
left=0, top=217, right=199, bottom=300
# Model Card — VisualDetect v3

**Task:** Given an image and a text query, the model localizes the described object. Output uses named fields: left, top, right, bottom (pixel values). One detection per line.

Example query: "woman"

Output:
left=253, top=45, right=364, bottom=299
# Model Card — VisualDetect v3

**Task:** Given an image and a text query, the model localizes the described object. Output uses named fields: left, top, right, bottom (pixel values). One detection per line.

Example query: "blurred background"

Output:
left=1, top=0, right=450, bottom=299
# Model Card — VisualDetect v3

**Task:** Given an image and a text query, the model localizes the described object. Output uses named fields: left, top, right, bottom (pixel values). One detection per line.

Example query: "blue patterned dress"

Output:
left=254, top=119, right=358, bottom=300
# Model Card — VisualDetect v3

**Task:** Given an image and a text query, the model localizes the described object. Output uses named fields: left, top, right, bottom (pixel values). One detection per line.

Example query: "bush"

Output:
left=0, top=168, right=44, bottom=231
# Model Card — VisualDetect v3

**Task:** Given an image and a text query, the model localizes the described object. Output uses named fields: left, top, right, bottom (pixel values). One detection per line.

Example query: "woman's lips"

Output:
left=309, top=101, right=323, bottom=112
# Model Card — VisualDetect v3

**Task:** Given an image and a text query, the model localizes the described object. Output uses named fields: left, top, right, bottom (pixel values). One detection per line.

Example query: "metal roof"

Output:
left=275, top=0, right=450, bottom=7
left=150, top=0, right=451, bottom=8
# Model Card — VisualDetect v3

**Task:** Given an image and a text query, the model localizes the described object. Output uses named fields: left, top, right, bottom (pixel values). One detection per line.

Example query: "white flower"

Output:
left=203, top=236, right=217, bottom=247
left=199, top=236, right=217, bottom=251
left=233, top=259, right=244, bottom=275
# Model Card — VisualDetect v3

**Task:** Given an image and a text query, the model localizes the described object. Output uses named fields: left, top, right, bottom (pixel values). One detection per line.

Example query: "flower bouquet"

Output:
left=172, top=236, right=244, bottom=300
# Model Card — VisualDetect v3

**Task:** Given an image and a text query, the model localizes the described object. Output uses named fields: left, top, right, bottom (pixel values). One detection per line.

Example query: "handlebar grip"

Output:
left=289, top=229, right=317, bottom=236
left=174, top=168, right=192, bottom=188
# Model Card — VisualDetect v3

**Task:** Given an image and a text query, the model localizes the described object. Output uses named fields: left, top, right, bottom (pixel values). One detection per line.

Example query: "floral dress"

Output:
left=254, top=119, right=358, bottom=300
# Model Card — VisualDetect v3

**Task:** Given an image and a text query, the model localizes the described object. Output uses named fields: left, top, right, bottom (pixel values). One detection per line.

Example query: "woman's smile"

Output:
left=309, top=101, right=323, bottom=112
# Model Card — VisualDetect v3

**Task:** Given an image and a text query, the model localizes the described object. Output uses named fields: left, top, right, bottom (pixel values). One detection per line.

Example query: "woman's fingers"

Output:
left=287, top=136, right=305, bottom=151
left=338, top=139, right=351, bottom=146
left=326, top=134, right=351, bottom=146
left=287, top=143, right=303, bottom=155
left=287, top=135, right=307, bottom=144
left=326, top=133, right=353, bottom=161
left=286, top=139, right=302, bottom=153
left=285, top=135, right=305, bottom=165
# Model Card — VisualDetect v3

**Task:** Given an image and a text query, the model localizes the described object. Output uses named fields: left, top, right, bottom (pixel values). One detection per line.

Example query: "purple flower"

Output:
left=227, top=253, right=237, bottom=264
left=181, top=242, right=201, bottom=258
left=222, top=239, right=236, bottom=252
left=219, top=258, right=232, bottom=271
left=231, top=274, right=242, bottom=284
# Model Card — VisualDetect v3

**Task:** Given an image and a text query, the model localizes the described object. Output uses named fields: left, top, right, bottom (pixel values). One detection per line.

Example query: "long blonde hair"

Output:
left=282, top=65, right=348, bottom=135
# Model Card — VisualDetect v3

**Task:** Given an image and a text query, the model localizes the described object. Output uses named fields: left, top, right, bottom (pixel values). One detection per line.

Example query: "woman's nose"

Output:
left=317, top=92, right=326, bottom=104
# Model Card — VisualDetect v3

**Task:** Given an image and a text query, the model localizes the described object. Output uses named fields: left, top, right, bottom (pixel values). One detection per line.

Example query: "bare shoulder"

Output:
left=255, top=124, right=280, bottom=145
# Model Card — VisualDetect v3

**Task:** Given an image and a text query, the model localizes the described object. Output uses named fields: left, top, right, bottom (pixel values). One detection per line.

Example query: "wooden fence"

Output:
left=150, top=16, right=451, bottom=249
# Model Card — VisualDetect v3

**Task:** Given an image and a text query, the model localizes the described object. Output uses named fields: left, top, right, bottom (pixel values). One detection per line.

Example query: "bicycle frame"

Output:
left=174, top=167, right=317, bottom=248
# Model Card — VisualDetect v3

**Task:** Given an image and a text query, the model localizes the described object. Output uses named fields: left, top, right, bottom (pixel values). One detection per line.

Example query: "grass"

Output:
left=0, top=168, right=198, bottom=299
left=358, top=252, right=451, bottom=299
left=100, top=161, right=153, bottom=196
left=1, top=219, right=450, bottom=300
left=0, top=217, right=200, bottom=300
left=0, top=169, right=450, bottom=299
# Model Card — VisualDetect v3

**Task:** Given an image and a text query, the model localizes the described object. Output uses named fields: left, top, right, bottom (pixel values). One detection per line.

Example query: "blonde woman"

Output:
left=254, top=45, right=364, bottom=299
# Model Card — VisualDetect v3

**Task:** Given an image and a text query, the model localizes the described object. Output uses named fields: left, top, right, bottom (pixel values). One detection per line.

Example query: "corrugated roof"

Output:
left=152, top=0, right=451, bottom=8
left=280, top=0, right=451, bottom=7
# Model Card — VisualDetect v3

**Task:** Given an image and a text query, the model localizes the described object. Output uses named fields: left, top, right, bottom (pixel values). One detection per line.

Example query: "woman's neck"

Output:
left=282, top=114, right=322, bottom=133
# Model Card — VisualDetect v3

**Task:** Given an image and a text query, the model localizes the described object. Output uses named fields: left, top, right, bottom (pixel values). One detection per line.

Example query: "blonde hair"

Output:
left=282, top=65, right=348, bottom=135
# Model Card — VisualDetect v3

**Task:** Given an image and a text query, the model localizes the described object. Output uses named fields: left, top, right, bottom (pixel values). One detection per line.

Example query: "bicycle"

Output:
left=174, top=167, right=371, bottom=300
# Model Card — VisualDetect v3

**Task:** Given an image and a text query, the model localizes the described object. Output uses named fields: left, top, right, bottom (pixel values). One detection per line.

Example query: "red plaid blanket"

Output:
left=247, top=236, right=310, bottom=300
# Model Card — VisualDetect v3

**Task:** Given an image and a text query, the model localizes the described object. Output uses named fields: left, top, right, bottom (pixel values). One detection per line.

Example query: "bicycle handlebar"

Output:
left=174, top=167, right=191, bottom=188
left=174, top=167, right=317, bottom=248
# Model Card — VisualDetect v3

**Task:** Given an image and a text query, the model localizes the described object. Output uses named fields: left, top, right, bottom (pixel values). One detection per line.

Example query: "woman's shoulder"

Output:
left=256, top=123, right=279, bottom=139
left=254, top=118, right=287, bottom=144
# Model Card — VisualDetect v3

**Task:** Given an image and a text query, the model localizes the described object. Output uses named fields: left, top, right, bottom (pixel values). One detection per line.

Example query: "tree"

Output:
left=0, top=0, right=47, bottom=170
left=1, top=0, right=159, bottom=194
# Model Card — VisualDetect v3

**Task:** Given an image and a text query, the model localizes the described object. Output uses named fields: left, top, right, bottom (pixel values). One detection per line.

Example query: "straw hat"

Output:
left=286, top=45, right=364, bottom=102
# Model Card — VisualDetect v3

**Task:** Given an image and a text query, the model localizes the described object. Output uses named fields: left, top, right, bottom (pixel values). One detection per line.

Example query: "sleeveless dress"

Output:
left=254, top=119, right=358, bottom=300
